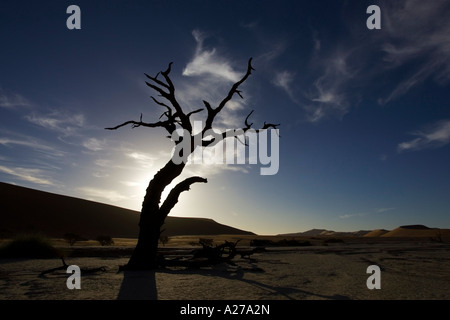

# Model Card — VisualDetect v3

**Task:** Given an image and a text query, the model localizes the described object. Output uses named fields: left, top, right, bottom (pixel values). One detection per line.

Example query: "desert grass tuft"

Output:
left=0, top=233, right=62, bottom=259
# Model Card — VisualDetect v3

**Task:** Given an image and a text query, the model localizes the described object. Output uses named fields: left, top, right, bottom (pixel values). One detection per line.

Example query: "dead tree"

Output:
left=106, top=58, right=279, bottom=269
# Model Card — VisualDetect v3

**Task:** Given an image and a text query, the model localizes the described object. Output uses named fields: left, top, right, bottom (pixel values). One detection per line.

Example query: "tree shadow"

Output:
left=115, top=257, right=351, bottom=300
left=159, top=264, right=351, bottom=300
left=222, top=268, right=350, bottom=300
left=117, top=270, right=157, bottom=300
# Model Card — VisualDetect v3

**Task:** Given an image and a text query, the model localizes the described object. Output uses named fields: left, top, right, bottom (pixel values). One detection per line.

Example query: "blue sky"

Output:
left=1, top=0, right=450, bottom=235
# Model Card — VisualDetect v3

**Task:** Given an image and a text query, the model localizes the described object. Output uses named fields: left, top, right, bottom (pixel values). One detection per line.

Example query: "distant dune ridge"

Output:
left=363, top=229, right=390, bottom=237
left=380, top=225, right=450, bottom=238
left=0, top=182, right=254, bottom=239
left=281, top=225, right=450, bottom=239
left=281, top=229, right=372, bottom=237
left=1, top=182, right=449, bottom=240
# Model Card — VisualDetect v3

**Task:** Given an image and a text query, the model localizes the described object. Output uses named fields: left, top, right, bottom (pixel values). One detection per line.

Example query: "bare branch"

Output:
left=117, top=62, right=192, bottom=133
left=151, top=96, right=171, bottom=111
left=160, top=62, right=175, bottom=90
left=262, top=122, right=281, bottom=135
left=216, top=58, right=254, bottom=113
left=105, top=114, right=175, bottom=133
left=244, top=110, right=254, bottom=129
left=202, top=58, right=255, bottom=134
left=235, top=135, right=248, bottom=146
left=159, top=176, right=207, bottom=222
left=202, top=100, right=213, bottom=112
left=144, top=72, right=169, bottom=90
left=153, top=62, right=192, bottom=131
left=145, top=81, right=170, bottom=98
left=186, top=108, right=204, bottom=118
left=201, top=109, right=280, bottom=147
left=106, top=59, right=278, bottom=144
left=235, top=90, right=244, bottom=99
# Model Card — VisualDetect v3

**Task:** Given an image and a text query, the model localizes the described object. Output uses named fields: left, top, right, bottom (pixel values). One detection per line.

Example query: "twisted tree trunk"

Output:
left=124, top=160, right=207, bottom=269
left=107, top=58, right=279, bottom=270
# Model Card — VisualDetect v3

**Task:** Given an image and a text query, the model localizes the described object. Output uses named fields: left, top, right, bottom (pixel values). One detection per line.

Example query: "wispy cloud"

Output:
left=376, top=207, right=396, bottom=213
left=0, top=91, right=31, bottom=109
left=82, top=138, right=105, bottom=151
left=92, top=171, right=109, bottom=179
left=273, top=71, right=296, bottom=101
left=127, top=151, right=158, bottom=169
left=339, top=212, right=368, bottom=219
left=304, top=48, right=357, bottom=122
left=311, top=30, right=321, bottom=52
left=77, top=186, right=127, bottom=203
left=340, top=207, right=395, bottom=219
left=183, top=162, right=250, bottom=179
left=0, top=165, right=55, bottom=186
left=178, top=29, right=252, bottom=129
left=182, top=30, right=241, bottom=82
left=120, top=181, right=141, bottom=187
left=270, top=1, right=450, bottom=121
left=26, top=110, right=85, bottom=137
left=268, top=27, right=358, bottom=123
left=380, top=0, right=450, bottom=104
left=0, top=134, right=66, bottom=158
left=398, top=119, right=450, bottom=152
left=0, top=137, right=52, bottom=151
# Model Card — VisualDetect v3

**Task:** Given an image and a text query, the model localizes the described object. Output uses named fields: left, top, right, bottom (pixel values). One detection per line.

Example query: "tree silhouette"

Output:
left=106, top=58, right=279, bottom=269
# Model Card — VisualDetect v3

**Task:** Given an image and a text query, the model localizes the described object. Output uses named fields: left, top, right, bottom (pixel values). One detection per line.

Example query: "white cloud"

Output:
left=312, top=30, right=321, bottom=52
left=339, top=212, right=368, bottom=219
left=376, top=207, right=396, bottom=213
left=398, top=119, right=450, bottom=152
left=298, top=43, right=358, bottom=122
left=126, top=151, right=157, bottom=169
left=273, top=71, right=296, bottom=100
left=380, top=0, right=450, bottom=103
left=77, top=186, right=127, bottom=203
left=92, top=171, right=109, bottom=178
left=83, top=138, right=105, bottom=151
left=0, top=91, right=31, bottom=109
left=0, top=137, right=51, bottom=151
left=26, top=110, right=85, bottom=137
left=182, top=30, right=241, bottom=82
left=0, top=165, right=55, bottom=186
left=262, top=1, right=450, bottom=122
left=0, top=135, right=65, bottom=158
left=94, top=159, right=114, bottom=167
left=120, top=181, right=141, bottom=187
left=177, top=29, right=253, bottom=129
left=128, top=151, right=156, bottom=162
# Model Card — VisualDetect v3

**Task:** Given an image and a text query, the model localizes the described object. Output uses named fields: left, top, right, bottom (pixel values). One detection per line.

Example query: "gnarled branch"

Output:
left=107, top=62, right=195, bottom=134
left=186, top=108, right=204, bottom=118
left=105, top=113, right=176, bottom=133
left=159, top=176, right=208, bottom=223
left=201, top=109, right=280, bottom=147
left=202, top=58, right=255, bottom=135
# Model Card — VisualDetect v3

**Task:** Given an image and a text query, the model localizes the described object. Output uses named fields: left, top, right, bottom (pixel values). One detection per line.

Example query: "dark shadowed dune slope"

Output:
left=0, top=182, right=254, bottom=238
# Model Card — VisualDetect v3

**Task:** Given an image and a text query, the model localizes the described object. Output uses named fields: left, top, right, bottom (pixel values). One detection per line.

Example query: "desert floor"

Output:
left=1, top=238, right=449, bottom=300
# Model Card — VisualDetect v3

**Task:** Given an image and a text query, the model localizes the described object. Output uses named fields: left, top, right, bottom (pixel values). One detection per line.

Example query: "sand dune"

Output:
left=283, top=225, right=450, bottom=239
left=364, top=229, right=390, bottom=237
left=0, top=182, right=253, bottom=239
left=381, top=225, right=450, bottom=238
left=281, top=229, right=372, bottom=237
left=2, top=182, right=449, bottom=241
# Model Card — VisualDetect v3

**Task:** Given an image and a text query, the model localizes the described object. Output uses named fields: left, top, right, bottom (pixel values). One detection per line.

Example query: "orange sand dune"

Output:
left=363, top=229, right=390, bottom=237
left=381, top=225, right=450, bottom=238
